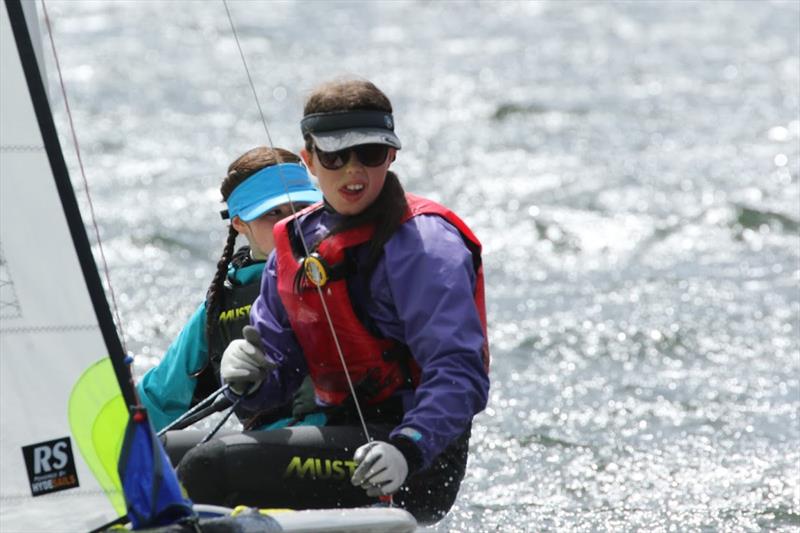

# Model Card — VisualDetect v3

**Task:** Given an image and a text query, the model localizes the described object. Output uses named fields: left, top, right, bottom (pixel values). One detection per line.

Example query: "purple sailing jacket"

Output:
left=247, top=208, right=490, bottom=469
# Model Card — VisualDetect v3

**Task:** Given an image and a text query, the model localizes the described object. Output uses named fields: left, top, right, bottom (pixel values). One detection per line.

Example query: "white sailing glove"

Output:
left=351, top=441, right=408, bottom=496
left=220, top=326, right=275, bottom=395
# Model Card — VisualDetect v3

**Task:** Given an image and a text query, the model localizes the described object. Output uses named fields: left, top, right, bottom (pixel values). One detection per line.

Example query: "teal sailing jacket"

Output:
left=136, top=261, right=264, bottom=432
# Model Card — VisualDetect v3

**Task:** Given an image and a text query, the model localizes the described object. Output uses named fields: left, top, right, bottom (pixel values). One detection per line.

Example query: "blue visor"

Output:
left=226, top=163, right=322, bottom=222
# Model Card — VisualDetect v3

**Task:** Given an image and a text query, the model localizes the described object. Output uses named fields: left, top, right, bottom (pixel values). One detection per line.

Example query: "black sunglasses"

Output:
left=314, top=144, right=390, bottom=170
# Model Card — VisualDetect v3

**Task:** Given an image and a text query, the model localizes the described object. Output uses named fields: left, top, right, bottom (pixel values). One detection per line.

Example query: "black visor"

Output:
left=301, top=110, right=402, bottom=152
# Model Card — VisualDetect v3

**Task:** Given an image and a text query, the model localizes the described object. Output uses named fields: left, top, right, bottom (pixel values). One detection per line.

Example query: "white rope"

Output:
left=40, top=0, right=129, bottom=355
left=221, top=0, right=372, bottom=444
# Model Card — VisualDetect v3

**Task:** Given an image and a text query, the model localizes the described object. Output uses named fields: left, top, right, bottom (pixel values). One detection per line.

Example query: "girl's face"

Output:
left=232, top=202, right=295, bottom=259
left=302, top=145, right=396, bottom=216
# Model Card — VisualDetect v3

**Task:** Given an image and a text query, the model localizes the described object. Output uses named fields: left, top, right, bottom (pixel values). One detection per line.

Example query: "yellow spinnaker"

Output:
left=68, top=358, right=129, bottom=515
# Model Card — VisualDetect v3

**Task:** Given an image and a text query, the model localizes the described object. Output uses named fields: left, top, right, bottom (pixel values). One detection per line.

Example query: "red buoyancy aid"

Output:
left=273, top=193, right=490, bottom=406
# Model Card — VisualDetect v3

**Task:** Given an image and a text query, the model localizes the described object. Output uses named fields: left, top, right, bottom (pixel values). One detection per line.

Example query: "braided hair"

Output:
left=205, top=146, right=301, bottom=338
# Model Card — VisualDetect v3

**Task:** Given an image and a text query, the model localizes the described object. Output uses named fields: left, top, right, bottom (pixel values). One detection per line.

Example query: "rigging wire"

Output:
left=221, top=0, right=373, bottom=444
left=39, top=0, right=129, bottom=355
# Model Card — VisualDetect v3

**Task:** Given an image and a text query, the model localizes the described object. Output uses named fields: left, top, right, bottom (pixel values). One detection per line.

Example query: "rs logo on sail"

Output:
left=284, top=456, right=358, bottom=480
left=21, top=437, right=80, bottom=497
left=32, top=440, right=69, bottom=473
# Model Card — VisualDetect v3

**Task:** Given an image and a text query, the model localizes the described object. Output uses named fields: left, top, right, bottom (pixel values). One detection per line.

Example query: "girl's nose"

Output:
left=343, top=149, right=365, bottom=172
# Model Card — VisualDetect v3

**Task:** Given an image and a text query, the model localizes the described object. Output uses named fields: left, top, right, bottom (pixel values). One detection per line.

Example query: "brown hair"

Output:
left=205, top=147, right=301, bottom=337
left=302, top=79, right=408, bottom=275
left=303, top=78, right=393, bottom=119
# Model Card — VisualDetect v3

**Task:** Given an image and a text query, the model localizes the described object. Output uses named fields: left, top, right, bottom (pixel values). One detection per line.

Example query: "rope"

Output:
left=40, top=0, right=129, bottom=355
left=221, top=0, right=372, bottom=444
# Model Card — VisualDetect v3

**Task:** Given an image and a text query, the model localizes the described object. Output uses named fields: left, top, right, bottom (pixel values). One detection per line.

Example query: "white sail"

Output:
left=0, top=1, right=129, bottom=530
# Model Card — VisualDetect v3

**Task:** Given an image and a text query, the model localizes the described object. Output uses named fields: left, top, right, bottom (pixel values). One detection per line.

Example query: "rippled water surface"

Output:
left=38, top=1, right=799, bottom=531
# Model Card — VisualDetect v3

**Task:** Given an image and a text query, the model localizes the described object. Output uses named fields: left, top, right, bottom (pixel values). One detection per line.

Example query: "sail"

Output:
left=0, top=1, right=136, bottom=530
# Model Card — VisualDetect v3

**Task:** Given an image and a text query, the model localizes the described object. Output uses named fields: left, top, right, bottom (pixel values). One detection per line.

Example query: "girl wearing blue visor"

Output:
left=177, top=81, right=490, bottom=524
left=137, top=146, right=321, bottom=433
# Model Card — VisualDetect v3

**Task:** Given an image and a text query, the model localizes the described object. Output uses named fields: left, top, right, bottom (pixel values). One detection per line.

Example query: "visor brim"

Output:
left=238, top=190, right=322, bottom=222
left=310, top=128, right=402, bottom=152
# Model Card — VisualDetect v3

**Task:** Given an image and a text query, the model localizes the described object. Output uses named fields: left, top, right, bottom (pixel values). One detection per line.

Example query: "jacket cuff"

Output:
left=389, top=435, right=424, bottom=475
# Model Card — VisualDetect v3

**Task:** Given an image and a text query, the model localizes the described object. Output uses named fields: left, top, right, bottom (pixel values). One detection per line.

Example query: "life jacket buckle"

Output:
left=303, top=253, right=329, bottom=287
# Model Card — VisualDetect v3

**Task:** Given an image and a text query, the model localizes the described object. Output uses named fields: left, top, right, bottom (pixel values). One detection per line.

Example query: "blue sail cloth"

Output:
left=118, top=407, right=195, bottom=529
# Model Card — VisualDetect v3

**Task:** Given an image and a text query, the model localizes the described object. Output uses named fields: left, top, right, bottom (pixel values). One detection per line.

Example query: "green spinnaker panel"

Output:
left=68, top=358, right=129, bottom=515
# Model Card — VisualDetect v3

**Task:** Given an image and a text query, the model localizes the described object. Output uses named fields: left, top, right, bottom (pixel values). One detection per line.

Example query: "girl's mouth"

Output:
left=339, top=183, right=366, bottom=199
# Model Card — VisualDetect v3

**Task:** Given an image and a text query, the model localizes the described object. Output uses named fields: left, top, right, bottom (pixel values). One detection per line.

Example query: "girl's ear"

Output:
left=231, top=215, right=248, bottom=236
left=301, top=148, right=314, bottom=171
left=389, top=148, right=397, bottom=163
